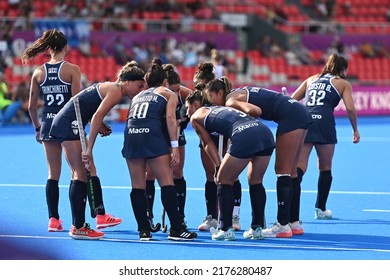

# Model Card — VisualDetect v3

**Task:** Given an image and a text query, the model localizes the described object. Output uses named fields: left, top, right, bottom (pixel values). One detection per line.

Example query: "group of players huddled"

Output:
left=23, top=29, right=359, bottom=241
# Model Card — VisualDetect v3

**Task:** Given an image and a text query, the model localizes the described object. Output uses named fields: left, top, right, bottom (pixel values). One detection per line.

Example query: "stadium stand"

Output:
left=1, top=0, right=390, bottom=91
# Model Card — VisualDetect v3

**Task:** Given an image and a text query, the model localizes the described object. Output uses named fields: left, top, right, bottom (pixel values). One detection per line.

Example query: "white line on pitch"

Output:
left=0, top=234, right=389, bottom=254
left=363, top=209, right=390, bottom=213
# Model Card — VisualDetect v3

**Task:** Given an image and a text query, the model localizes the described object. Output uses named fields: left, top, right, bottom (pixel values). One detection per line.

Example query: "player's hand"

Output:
left=35, top=131, right=42, bottom=144
left=170, top=147, right=180, bottom=168
left=99, top=121, right=112, bottom=137
left=82, top=149, right=92, bottom=170
left=353, top=130, right=360, bottom=144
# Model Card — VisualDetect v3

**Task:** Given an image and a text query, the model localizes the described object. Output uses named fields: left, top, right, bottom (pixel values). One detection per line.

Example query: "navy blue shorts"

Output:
left=276, top=101, right=312, bottom=135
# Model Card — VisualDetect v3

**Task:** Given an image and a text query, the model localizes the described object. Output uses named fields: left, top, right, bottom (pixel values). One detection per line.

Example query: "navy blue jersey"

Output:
left=304, top=74, right=342, bottom=144
left=122, top=87, right=171, bottom=159
left=203, top=106, right=275, bottom=158
left=39, top=61, right=72, bottom=140
left=237, top=86, right=311, bottom=134
left=49, top=83, right=103, bottom=141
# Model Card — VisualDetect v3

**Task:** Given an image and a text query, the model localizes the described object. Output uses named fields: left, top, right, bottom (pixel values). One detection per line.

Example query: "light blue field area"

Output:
left=0, top=116, right=389, bottom=261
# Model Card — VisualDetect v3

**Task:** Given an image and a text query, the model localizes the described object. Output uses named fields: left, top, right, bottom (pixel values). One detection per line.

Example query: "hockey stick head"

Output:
left=148, top=220, right=162, bottom=233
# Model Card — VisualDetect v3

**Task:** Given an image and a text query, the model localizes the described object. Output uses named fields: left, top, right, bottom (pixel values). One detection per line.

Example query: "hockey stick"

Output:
left=210, top=134, right=224, bottom=234
left=282, top=87, right=288, bottom=96
left=73, top=96, right=98, bottom=218
left=145, top=191, right=161, bottom=233
left=161, top=208, right=167, bottom=233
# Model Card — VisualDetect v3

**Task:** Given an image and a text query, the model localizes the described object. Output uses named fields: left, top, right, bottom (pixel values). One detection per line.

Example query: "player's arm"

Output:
left=28, top=69, right=42, bottom=136
left=291, top=78, right=308, bottom=101
left=226, top=98, right=261, bottom=118
left=86, top=86, right=121, bottom=158
left=69, top=64, right=81, bottom=96
left=165, top=89, right=180, bottom=167
left=341, top=81, right=360, bottom=143
left=190, top=112, right=221, bottom=168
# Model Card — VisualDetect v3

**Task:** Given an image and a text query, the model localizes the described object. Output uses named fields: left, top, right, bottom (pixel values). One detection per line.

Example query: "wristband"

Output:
left=170, top=140, right=179, bottom=148
left=35, top=126, right=41, bottom=132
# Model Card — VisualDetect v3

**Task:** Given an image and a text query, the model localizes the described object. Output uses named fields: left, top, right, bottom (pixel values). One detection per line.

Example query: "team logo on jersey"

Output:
left=46, top=112, right=57, bottom=119
left=48, top=68, right=58, bottom=74
left=128, top=127, right=150, bottom=134
left=311, top=114, right=322, bottom=119
left=71, top=120, right=80, bottom=135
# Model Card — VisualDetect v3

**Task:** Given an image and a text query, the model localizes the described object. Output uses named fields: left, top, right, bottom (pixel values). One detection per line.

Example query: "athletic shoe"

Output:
left=198, top=215, right=218, bottom=231
left=212, top=227, right=236, bottom=241
left=168, top=227, right=197, bottom=241
left=69, top=223, right=104, bottom=240
left=48, top=217, right=63, bottom=232
left=232, top=215, right=241, bottom=231
left=96, top=213, right=122, bottom=229
left=139, top=230, right=152, bottom=241
left=315, top=208, right=333, bottom=220
left=243, top=227, right=264, bottom=240
left=262, top=222, right=293, bottom=238
left=289, top=221, right=304, bottom=235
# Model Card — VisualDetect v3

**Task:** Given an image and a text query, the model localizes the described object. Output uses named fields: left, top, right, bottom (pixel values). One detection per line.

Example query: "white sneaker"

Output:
left=262, top=222, right=292, bottom=238
left=232, top=215, right=241, bottom=231
left=198, top=215, right=218, bottom=231
left=243, top=227, right=264, bottom=240
left=315, top=208, right=333, bottom=220
left=289, top=221, right=304, bottom=235
left=212, top=228, right=236, bottom=241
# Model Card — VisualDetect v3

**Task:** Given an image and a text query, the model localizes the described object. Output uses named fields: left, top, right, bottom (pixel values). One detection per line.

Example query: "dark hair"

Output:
left=186, top=89, right=211, bottom=107
left=205, top=76, right=232, bottom=100
left=322, top=54, right=348, bottom=77
left=163, top=63, right=180, bottom=85
left=21, top=29, right=67, bottom=64
left=145, top=57, right=167, bottom=87
left=193, top=62, right=215, bottom=87
left=117, top=60, right=145, bottom=81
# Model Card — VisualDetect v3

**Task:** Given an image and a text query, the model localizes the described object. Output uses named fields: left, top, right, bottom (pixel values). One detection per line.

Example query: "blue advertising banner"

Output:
left=33, top=19, right=90, bottom=47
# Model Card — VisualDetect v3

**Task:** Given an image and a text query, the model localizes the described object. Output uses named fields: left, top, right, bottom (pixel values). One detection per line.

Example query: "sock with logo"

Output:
left=69, top=180, right=87, bottom=229
left=130, top=188, right=149, bottom=231
left=205, top=180, right=218, bottom=219
left=145, top=179, right=155, bottom=219
left=316, top=170, right=332, bottom=211
left=174, top=177, right=186, bottom=218
left=276, top=175, right=292, bottom=226
left=161, top=185, right=183, bottom=230
left=249, top=183, right=266, bottom=229
left=46, top=179, right=60, bottom=220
